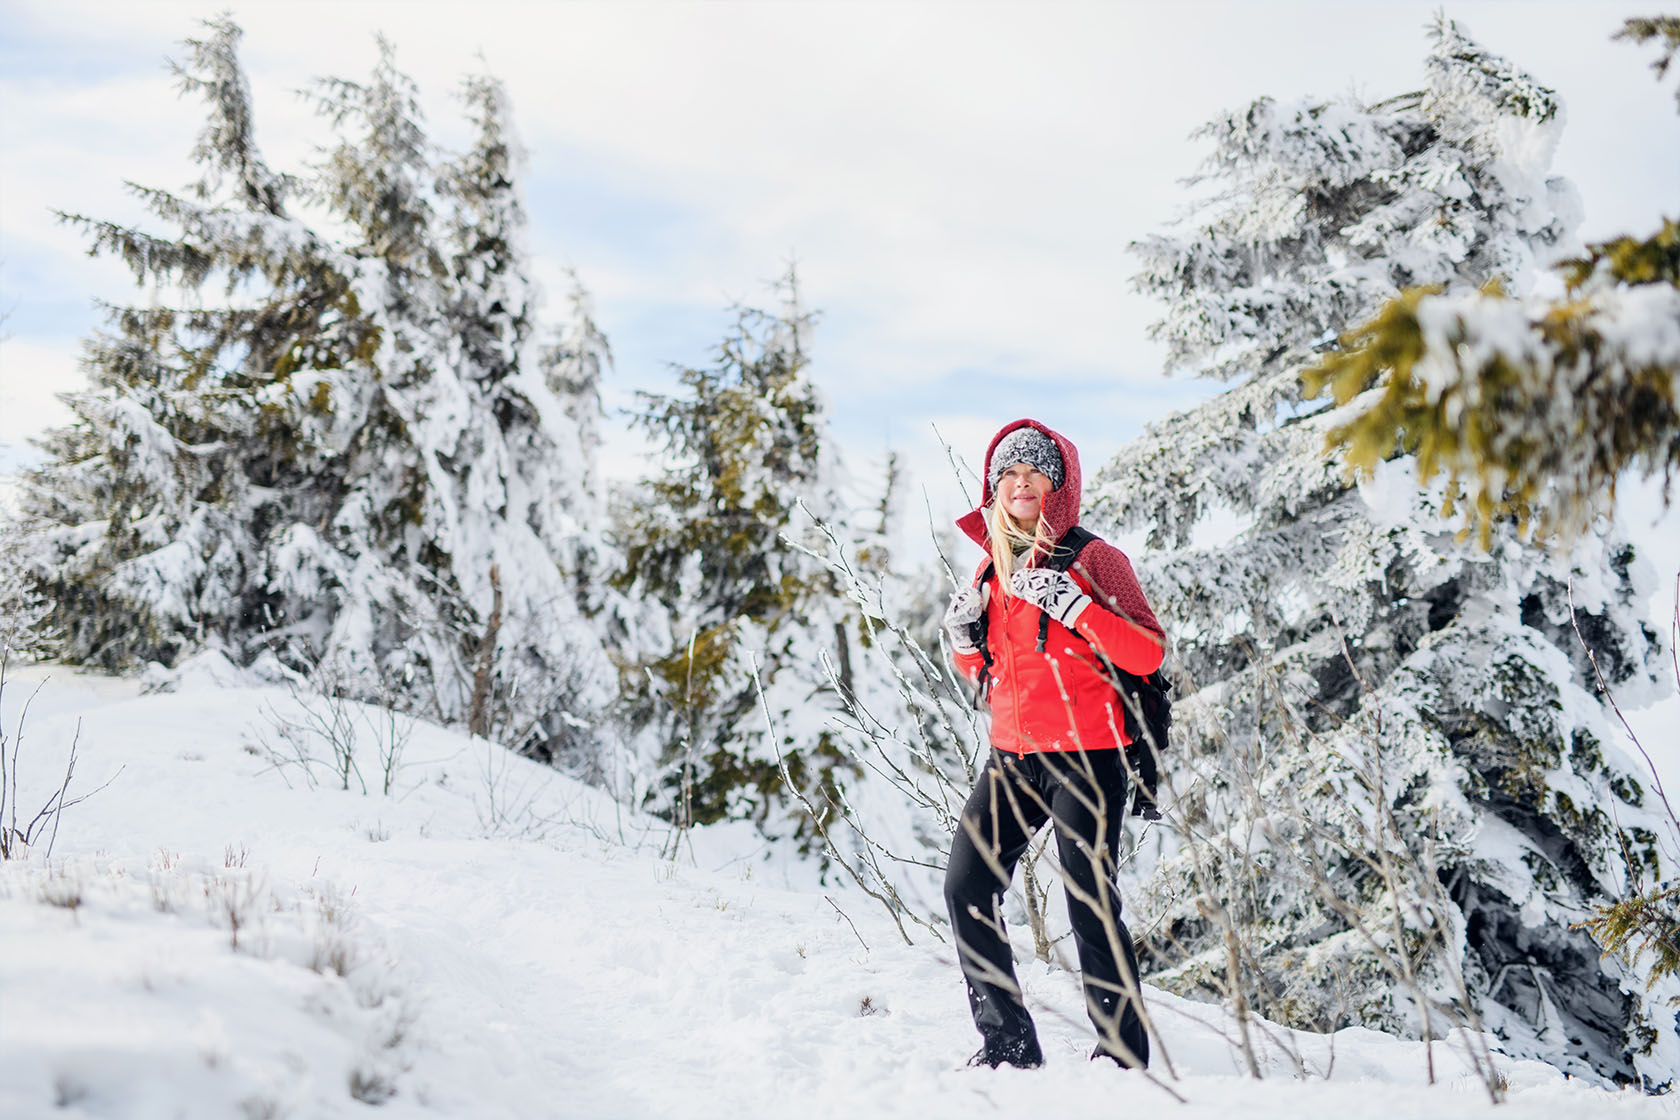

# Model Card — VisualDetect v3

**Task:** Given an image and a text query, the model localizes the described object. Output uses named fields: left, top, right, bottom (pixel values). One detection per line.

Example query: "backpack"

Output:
left=971, top=525, right=1172, bottom=820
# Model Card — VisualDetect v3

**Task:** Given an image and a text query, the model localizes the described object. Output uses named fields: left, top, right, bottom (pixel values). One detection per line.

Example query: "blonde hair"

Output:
left=987, top=500, right=1055, bottom=597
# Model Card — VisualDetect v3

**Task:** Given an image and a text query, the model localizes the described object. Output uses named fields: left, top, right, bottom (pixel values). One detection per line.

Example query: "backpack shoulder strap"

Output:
left=1046, top=525, right=1097, bottom=573
left=1035, top=525, right=1097, bottom=650
left=973, top=558, right=996, bottom=703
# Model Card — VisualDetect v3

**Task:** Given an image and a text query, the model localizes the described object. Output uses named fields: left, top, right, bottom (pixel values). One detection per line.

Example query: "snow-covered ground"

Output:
left=2, top=668, right=1675, bottom=1120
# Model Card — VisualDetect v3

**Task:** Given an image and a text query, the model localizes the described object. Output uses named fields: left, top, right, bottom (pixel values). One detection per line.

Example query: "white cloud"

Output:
left=2, top=0, right=1674, bottom=490
left=0, top=337, right=84, bottom=448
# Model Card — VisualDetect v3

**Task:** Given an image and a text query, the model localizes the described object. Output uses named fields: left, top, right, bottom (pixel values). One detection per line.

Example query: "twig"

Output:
left=826, top=895, right=869, bottom=952
left=1569, top=577, right=1679, bottom=831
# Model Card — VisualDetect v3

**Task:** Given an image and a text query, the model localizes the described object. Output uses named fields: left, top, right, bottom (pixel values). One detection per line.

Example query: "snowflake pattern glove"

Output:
left=1009, top=568, right=1091, bottom=627
left=942, top=585, right=988, bottom=655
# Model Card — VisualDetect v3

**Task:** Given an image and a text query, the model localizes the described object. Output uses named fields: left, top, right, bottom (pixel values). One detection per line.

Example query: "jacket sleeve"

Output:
left=1068, top=541, right=1165, bottom=675
left=949, top=561, right=993, bottom=685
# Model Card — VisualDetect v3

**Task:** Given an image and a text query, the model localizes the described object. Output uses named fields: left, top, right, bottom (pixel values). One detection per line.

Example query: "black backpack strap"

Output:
left=972, top=560, right=995, bottom=706
left=1050, top=525, right=1098, bottom=569
left=980, top=523, right=1099, bottom=682
left=1034, top=526, right=1096, bottom=651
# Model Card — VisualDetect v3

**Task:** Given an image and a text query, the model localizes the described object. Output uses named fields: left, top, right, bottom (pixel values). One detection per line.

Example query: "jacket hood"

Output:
left=955, top=418, right=1082, bottom=550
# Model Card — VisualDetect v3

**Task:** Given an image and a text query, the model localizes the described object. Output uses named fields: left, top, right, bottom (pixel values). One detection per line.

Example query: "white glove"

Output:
left=1009, top=568, right=1090, bottom=627
left=942, top=584, right=988, bottom=654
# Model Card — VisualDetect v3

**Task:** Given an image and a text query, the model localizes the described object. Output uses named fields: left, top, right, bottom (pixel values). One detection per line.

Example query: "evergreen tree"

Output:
left=1091, top=18, right=1677, bottom=1085
left=22, top=17, right=613, bottom=761
left=1303, top=17, right=1680, bottom=546
left=1301, top=13, right=1680, bottom=1016
left=613, top=271, right=858, bottom=846
left=1620, top=15, right=1680, bottom=110
left=0, top=520, right=55, bottom=669
left=1304, top=222, right=1679, bottom=547
left=540, top=272, right=612, bottom=499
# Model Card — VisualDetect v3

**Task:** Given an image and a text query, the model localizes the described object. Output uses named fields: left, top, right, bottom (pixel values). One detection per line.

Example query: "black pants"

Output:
left=943, top=748, right=1149, bottom=1067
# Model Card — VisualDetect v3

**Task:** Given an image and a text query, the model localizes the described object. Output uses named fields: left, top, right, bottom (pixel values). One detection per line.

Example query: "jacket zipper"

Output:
left=996, top=578, right=1029, bottom=753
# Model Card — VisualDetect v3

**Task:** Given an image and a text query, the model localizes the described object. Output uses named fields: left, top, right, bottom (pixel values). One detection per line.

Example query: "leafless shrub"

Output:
left=0, top=706, right=94, bottom=861
left=39, top=862, right=84, bottom=913
left=755, top=504, right=990, bottom=944
left=205, top=870, right=267, bottom=952
left=751, top=654, right=943, bottom=947
left=149, top=849, right=183, bottom=913
left=254, top=657, right=415, bottom=797
left=239, top=1093, right=288, bottom=1120
left=373, top=1002, right=419, bottom=1052
left=471, top=732, right=543, bottom=838
left=348, top=1066, right=396, bottom=1105
left=0, top=529, right=116, bottom=860
left=308, top=885, right=359, bottom=977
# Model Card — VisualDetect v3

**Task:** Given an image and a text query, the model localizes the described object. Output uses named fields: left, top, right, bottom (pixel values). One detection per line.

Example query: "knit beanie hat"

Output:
left=989, top=427, right=1065, bottom=492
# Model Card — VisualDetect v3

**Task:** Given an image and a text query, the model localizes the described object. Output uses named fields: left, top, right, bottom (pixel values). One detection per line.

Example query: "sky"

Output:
left=2, top=0, right=1677, bottom=530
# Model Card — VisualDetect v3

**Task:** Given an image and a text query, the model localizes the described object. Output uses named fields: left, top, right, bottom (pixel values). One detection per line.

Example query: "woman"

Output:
left=941, top=418, right=1165, bottom=1070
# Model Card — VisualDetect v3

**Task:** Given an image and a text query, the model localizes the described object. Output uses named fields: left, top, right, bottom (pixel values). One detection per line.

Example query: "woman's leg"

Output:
left=943, top=753, right=1049, bottom=1066
left=1043, top=750, right=1150, bottom=1068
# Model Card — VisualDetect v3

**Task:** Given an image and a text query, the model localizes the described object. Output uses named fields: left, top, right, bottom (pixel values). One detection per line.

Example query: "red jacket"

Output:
left=953, top=420, right=1165, bottom=756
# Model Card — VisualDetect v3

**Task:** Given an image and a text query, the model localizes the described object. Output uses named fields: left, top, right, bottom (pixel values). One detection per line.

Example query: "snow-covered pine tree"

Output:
left=1620, top=15, right=1680, bottom=110
left=1301, top=15, right=1680, bottom=548
left=1302, top=223, right=1680, bottom=548
left=0, top=520, right=55, bottom=669
left=1090, top=18, right=1677, bottom=1086
left=423, top=67, right=617, bottom=761
left=613, top=270, right=862, bottom=848
left=23, top=18, right=613, bottom=762
left=26, top=16, right=338, bottom=673
left=540, top=273, right=611, bottom=504
left=536, top=275, right=623, bottom=631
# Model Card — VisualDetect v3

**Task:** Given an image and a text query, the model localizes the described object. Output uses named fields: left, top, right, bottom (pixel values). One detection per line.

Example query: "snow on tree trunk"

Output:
left=1090, top=17, right=1678, bottom=1087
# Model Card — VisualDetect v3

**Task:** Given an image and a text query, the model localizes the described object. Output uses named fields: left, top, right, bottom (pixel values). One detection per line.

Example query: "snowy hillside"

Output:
left=2, top=669, right=1672, bottom=1120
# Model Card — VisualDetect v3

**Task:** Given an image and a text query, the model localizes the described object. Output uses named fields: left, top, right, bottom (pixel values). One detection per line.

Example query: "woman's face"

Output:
left=996, top=461, right=1054, bottom=529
